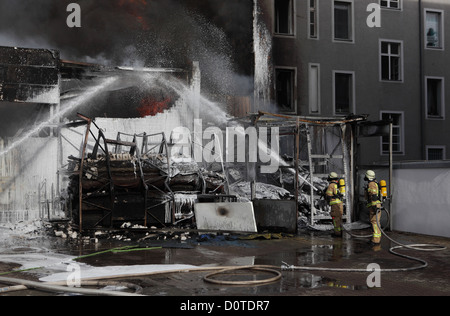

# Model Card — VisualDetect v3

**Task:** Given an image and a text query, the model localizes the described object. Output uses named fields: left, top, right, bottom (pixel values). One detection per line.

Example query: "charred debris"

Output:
left=60, top=110, right=368, bottom=243
left=0, top=46, right=373, bottom=242
left=66, top=113, right=229, bottom=240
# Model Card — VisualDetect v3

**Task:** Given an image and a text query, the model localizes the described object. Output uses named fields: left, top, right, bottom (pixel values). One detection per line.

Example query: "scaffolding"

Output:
left=69, top=114, right=229, bottom=233
left=238, top=111, right=367, bottom=227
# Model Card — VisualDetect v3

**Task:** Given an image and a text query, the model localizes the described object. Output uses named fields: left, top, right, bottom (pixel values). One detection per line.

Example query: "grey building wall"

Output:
left=263, top=0, right=450, bottom=166
left=421, top=0, right=450, bottom=158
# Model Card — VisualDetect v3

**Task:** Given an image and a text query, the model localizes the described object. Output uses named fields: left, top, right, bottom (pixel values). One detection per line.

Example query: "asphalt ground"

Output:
left=1, top=228, right=449, bottom=299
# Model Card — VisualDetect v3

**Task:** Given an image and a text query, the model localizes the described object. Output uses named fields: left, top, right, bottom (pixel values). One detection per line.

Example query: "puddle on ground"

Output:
left=282, top=272, right=369, bottom=291
left=0, top=229, right=378, bottom=295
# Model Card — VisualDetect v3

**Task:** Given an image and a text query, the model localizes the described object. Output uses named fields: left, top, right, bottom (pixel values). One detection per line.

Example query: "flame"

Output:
left=137, top=96, right=172, bottom=117
left=118, top=0, right=150, bottom=30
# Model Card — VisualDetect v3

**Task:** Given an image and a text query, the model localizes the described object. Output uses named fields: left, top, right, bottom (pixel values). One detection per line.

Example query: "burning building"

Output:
left=0, top=1, right=374, bottom=234
left=0, top=0, right=255, bottom=225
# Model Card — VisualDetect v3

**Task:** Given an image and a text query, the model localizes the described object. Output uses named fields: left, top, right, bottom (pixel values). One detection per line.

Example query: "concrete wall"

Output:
left=392, top=164, right=450, bottom=238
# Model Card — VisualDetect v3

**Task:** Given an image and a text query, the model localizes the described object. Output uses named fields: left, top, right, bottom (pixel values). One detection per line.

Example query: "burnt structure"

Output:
left=0, top=47, right=60, bottom=138
left=69, top=114, right=227, bottom=231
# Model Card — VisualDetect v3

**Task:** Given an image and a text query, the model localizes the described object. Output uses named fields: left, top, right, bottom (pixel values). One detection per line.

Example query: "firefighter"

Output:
left=326, top=172, right=344, bottom=237
left=364, top=170, right=382, bottom=245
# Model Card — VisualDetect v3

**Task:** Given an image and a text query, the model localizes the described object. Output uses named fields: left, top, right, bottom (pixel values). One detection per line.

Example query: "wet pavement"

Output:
left=1, top=227, right=450, bottom=297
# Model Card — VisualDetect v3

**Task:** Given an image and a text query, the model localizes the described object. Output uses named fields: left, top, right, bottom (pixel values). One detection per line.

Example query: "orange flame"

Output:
left=137, top=97, right=172, bottom=117
left=118, top=0, right=150, bottom=31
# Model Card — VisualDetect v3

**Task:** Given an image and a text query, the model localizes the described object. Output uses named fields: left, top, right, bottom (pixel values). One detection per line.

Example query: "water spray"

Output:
left=0, top=76, right=119, bottom=159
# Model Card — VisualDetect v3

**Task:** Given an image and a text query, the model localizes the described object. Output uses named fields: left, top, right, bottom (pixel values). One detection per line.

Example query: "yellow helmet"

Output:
left=328, top=172, right=339, bottom=181
left=365, top=170, right=376, bottom=181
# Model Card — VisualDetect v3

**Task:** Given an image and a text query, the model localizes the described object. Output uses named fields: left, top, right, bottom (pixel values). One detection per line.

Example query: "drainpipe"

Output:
left=419, top=0, right=425, bottom=160
left=389, top=120, right=393, bottom=231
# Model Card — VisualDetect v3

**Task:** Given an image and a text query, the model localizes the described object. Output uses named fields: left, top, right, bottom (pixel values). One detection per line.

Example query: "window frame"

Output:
left=275, top=66, right=297, bottom=114
left=379, top=39, right=404, bottom=83
left=424, top=9, right=445, bottom=50
left=380, top=111, right=405, bottom=156
left=426, top=146, right=446, bottom=161
left=332, top=0, right=354, bottom=43
left=333, top=70, right=355, bottom=116
left=274, top=0, right=296, bottom=37
left=379, top=0, right=401, bottom=11
left=308, top=0, right=319, bottom=40
left=425, top=76, right=445, bottom=120
left=308, top=63, right=321, bottom=115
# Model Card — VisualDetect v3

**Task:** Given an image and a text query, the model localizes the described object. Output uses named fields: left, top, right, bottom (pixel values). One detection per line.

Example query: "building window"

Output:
left=427, top=146, right=446, bottom=161
left=380, top=40, right=403, bottom=82
left=425, top=10, right=444, bottom=49
left=309, top=0, right=319, bottom=39
left=381, top=112, right=404, bottom=155
left=333, top=1, right=353, bottom=42
left=380, top=0, right=401, bottom=10
left=275, top=68, right=296, bottom=113
left=426, top=77, right=445, bottom=119
left=333, top=71, right=354, bottom=115
left=275, top=0, right=295, bottom=35
left=309, top=64, right=320, bottom=114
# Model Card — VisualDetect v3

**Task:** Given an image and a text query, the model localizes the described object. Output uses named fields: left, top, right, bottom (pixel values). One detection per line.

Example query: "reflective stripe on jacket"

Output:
left=326, top=182, right=342, bottom=206
left=366, top=181, right=381, bottom=207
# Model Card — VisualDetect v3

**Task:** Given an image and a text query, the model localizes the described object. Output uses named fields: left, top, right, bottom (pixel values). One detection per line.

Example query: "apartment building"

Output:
left=258, top=0, right=450, bottom=165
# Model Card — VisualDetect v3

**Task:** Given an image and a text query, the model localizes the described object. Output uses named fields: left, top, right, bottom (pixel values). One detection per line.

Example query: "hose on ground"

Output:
left=203, top=265, right=282, bottom=286
left=0, top=280, right=143, bottom=295
left=0, top=276, right=143, bottom=296
left=283, top=209, right=447, bottom=273
left=342, top=208, right=390, bottom=239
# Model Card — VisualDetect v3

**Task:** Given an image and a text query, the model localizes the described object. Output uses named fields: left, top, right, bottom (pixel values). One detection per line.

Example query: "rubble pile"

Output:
left=62, top=118, right=338, bottom=236
left=67, top=144, right=227, bottom=231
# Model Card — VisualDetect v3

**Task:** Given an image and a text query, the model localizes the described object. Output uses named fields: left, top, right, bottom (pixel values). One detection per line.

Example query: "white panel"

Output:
left=194, top=202, right=258, bottom=233
left=392, top=168, right=450, bottom=238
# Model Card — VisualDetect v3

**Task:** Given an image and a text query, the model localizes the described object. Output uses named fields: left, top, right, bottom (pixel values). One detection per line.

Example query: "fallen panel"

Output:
left=253, top=199, right=297, bottom=234
left=194, top=202, right=258, bottom=233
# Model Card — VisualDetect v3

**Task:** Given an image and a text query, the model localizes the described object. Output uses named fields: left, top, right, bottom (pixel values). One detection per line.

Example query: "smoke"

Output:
left=0, top=0, right=254, bottom=96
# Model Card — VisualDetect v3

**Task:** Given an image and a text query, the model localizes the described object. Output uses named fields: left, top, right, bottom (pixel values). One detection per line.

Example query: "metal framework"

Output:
left=240, top=111, right=367, bottom=227
left=75, top=114, right=172, bottom=232
left=72, top=114, right=229, bottom=232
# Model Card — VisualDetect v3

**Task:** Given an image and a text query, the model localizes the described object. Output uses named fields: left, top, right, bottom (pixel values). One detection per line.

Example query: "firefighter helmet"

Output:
left=365, top=170, right=376, bottom=181
left=328, top=172, right=339, bottom=181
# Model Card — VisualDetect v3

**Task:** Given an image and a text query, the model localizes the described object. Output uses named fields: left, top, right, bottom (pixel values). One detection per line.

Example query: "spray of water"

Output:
left=253, top=0, right=272, bottom=110
left=0, top=76, right=119, bottom=158
left=138, top=72, right=230, bottom=126
left=134, top=72, right=320, bottom=189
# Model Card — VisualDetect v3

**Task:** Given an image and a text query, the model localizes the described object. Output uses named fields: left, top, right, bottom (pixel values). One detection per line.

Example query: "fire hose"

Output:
left=0, top=277, right=143, bottom=296
left=283, top=209, right=447, bottom=273
left=203, top=266, right=282, bottom=286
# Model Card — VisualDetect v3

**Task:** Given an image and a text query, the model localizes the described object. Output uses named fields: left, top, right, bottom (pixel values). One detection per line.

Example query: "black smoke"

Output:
left=0, top=0, right=254, bottom=96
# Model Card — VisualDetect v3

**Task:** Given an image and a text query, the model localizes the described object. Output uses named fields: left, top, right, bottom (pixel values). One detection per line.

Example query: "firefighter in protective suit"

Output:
left=365, top=170, right=382, bottom=245
left=326, top=172, right=344, bottom=237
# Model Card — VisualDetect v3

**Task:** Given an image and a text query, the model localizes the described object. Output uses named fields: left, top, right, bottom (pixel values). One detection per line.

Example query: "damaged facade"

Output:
left=0, top=47, right=61, bottom=222
left=0, top=43, right=368, bottom=234
left=1, top=1, right=411, bottom=234
left=68, top=113, right=228, bottom=231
